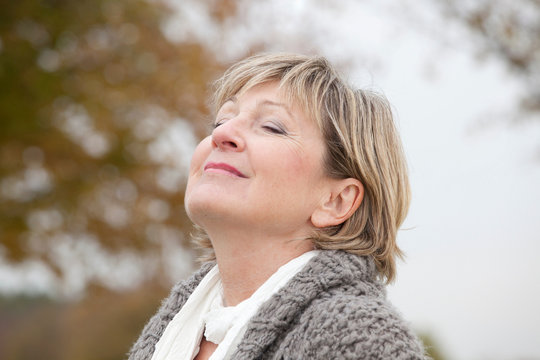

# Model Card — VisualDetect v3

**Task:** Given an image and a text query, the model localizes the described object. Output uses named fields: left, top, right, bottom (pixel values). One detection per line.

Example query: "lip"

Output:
left=204, top=162, right=247, bottom=178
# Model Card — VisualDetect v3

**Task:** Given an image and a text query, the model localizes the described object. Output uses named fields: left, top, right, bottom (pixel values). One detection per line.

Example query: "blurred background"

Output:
left=1, top=0, right=539, bottom=359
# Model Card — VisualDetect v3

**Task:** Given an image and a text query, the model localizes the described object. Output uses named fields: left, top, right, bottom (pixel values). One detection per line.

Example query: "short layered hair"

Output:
left=195, top=53, right=410, bottom=283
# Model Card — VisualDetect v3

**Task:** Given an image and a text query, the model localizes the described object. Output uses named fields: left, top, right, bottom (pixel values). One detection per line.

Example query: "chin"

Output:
left=185, top=189, right=232, bottom=227
left=184, top=191, right=208, bottom=226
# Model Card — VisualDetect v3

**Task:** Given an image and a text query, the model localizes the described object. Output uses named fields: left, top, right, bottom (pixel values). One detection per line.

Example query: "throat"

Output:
left=205, top=229, right=315, bottom=306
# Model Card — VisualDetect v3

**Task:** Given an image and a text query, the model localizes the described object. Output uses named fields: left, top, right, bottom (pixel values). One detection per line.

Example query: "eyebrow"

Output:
left=222, top=97, right=294, bottom=119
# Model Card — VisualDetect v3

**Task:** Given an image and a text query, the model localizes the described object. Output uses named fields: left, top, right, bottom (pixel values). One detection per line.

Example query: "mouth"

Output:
left=204, top=162, right=247, bottom=178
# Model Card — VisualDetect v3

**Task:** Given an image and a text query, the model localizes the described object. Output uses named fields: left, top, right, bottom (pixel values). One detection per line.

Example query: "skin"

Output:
left=185, top=82, right=363, bottom=359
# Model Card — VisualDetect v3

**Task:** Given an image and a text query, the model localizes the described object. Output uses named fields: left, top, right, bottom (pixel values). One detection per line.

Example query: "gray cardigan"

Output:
left=128, top=250, right=427, bottom=359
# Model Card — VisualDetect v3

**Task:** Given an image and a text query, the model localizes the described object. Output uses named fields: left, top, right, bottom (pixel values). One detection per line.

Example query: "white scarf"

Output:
left=151, top=250, right=319, bottom=360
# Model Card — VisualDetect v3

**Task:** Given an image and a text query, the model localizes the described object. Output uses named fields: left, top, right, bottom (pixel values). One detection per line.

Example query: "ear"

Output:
left=311, top=178, right=364, bottom=228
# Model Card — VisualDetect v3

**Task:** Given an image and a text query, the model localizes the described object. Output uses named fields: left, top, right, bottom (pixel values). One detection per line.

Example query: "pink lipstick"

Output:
left=204, top=162, right=247, bottom=178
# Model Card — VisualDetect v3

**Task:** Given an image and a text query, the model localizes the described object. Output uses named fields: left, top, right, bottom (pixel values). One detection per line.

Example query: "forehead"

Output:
left=221, top=82, right=286, bottom=107
left=217, top=80, right=323, bottom=130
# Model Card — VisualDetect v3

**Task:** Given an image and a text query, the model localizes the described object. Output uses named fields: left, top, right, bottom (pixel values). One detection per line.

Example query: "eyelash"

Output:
left=263, top=124, right=286, bottom=135
left=213, top=119, right=226, bottom=128
left=212, top=118, right=287, bottom=135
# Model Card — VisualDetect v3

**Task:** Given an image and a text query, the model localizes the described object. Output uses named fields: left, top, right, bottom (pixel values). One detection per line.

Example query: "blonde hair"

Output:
left=195, top=53, right=410, bottom=283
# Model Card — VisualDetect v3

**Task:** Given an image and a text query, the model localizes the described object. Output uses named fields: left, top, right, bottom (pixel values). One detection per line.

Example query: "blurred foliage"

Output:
left=0, top=284, right=168, bottom=360
left=0, top=0, right=230, bottom=297
left=419, top=332, right=447, bottom=360
left=438, top=0, right=540, bottom=114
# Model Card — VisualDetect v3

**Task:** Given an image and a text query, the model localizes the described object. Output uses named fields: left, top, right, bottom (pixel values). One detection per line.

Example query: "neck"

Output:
left=205, top=227, right=313, bottom=306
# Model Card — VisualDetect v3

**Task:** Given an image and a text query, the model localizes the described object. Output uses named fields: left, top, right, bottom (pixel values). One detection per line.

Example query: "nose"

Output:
left=211, top=119, right=245, bottom=152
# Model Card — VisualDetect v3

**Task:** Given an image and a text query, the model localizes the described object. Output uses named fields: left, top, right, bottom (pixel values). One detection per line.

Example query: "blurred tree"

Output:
left=0, top=282, right=168, bottom=360
left=0, top=0, right=229, bottom=298
left=419, top=332, right=447, bottom=360
left=437, top=0, right=540, bottom=115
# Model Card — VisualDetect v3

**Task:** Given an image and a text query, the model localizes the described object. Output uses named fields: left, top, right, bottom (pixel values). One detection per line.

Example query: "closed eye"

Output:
left=213, top=119, right=226, bottom=129
left=263, top=125, right=286, bottom=135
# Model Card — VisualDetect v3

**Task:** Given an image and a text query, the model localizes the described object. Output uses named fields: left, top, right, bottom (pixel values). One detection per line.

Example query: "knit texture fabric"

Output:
left=128, top=250, right=427, bottom=359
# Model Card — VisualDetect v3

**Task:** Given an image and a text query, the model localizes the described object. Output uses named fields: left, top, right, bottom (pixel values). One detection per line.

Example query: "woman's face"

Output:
left=185, top=82, right=332, bottom=238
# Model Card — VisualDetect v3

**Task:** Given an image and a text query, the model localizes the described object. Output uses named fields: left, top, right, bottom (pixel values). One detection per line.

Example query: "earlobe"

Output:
left=311, top=179, right=364, bottom=228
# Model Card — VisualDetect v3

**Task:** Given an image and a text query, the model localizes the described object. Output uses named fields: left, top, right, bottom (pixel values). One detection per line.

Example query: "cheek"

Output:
left=185, top=137, right=212, bottom=201
left=268, top=147, right=321, bottom=190
left=284, top=156, right=308, bottom=181
left=284, top=141, right=324, bottom=178
left=188, top=136, right=212, bottom=175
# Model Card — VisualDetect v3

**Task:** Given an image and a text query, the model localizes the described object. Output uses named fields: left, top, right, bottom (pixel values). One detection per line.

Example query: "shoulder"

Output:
left=286, top=293, right=427, bottom=359
left=127, top=262, right=215, bottom=360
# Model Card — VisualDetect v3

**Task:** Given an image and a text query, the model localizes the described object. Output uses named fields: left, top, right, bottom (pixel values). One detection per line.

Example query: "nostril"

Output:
left=211, top=126, right=243, bottom=151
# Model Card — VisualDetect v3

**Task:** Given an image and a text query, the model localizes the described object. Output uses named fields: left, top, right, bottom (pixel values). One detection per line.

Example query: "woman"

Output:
left=129, top=53, right=426, bottom=359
